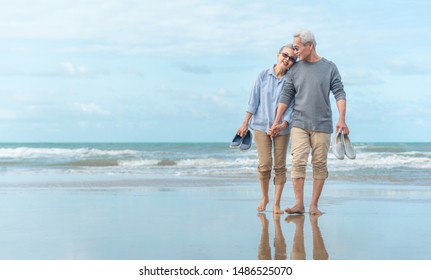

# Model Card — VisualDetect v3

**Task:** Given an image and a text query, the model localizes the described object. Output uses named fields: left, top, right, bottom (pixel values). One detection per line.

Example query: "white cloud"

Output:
left=61, top=62, right=88, bottom=75
left=0, top=110, right=19, bottom=121
left=2, top=0, right=430, bottom=58
left=341, top=69, right=385, bottom=86
left=386, top=57, right=431, bottom=75
left=0, top=0, right=315, bottom=55
left=173, top=62, right=212, bottom=74
left=79, top=103, right=110, bottom=116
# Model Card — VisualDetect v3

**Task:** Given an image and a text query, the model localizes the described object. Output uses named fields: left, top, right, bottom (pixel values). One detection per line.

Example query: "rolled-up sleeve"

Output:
left=246, top=73, right=263, bottom=114
left=281, top=99, right=295, bottom=123
left=331, top=66, right=346, bottom=101
left=279, top=73, right=295, bottom=105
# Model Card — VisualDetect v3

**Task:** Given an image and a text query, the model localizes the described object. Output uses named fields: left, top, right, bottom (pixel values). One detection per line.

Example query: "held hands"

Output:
left=269, top=121, right=287, bottom=138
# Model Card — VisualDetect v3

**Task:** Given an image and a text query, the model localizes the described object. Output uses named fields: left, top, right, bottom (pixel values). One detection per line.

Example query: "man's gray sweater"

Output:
left=279, top=58, right=346, bottom=133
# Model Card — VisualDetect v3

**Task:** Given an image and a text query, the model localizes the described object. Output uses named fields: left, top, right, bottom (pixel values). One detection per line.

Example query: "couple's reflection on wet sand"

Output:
left=257, top=213, right=328, bottom=260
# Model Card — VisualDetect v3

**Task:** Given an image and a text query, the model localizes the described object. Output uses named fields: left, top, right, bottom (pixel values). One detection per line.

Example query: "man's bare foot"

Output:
left=309, top=206, right=324, bottom=216
left=273, top=205, right=284, bottom=215
left=285, top=205, right=305, bottom=215
left=257, top=198, right=269, bottom=212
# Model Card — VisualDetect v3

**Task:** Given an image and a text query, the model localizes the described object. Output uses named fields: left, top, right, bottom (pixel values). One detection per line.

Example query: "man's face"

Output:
left=293, top=37, right=311, bottom=61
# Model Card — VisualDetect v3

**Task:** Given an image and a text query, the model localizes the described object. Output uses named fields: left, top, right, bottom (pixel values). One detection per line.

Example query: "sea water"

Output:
left=0, top=142, right=430, bottom=186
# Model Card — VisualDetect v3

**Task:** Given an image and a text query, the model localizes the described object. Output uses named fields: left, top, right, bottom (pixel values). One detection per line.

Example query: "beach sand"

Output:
left=0, top=174, right=430, bottom=260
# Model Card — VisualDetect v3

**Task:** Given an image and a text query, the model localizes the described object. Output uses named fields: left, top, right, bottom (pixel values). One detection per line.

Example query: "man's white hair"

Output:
left=293, top=30, right=317, bottom=49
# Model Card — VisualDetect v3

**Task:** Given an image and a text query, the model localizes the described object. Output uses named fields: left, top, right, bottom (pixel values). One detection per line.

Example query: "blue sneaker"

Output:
left=240, top=130, right=252, bottom=150
left=230, top=133, right=242, bottom=148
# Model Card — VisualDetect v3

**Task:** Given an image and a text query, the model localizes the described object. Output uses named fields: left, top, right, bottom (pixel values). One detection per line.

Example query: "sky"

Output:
left=1, top=0, right=430, bottom=143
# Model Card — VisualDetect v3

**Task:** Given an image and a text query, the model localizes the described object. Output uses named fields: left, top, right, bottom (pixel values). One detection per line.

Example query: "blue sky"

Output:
left=1, top=0, right=430, bottom=143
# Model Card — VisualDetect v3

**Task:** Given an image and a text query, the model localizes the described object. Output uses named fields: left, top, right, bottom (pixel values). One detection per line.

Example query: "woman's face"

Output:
left=278, top=48, right=296, bottom=69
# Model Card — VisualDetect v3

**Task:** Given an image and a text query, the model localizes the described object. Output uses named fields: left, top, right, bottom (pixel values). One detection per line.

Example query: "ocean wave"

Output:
left=0, top=147, right=140, bottom=159
left=61, top=159, right=120, bottom=167
left=118, top=157, right=257, bottom=168
left=1, top=144, right=430, bottom=185
left=328, top=151, right=431, bottom=170
left=2, top=147, right=431, bottom=170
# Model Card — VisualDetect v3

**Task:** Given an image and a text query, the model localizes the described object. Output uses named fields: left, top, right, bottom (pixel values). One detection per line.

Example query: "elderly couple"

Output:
left=236, top=30, right=349, bottom=216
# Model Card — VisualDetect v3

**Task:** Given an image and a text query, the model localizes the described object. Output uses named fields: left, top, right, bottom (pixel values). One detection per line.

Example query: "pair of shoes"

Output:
left=230, top=130, right=252, bottom=150
left=332, top=132, right=356, bottom=160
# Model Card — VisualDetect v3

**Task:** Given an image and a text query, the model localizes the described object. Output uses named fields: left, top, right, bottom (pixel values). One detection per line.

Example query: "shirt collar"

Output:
left=269, top=65, right=287, bottom=81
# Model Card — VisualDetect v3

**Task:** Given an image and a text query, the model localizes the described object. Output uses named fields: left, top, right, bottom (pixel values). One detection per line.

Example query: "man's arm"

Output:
left=269, top=103, right=288, bottom=136
left=330, top=63, right=349, bottom=134
left=274, top=103, right=288, bottom=125
left=270, top=74, right=294, bottom=135
left=335, top=99, right=349, bottom=135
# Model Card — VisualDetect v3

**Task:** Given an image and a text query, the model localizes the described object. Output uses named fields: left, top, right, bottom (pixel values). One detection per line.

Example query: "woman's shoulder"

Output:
left=258, top=67, right=273, bottom=77
left=252, top=68, right=272, bottom=83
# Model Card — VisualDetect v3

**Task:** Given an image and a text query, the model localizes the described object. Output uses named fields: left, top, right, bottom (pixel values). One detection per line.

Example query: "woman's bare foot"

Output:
left=284, top=204, right=305, bottom=215
left=257, top=197, right=269, bottom=212
left=273, top=205, right=284, bottom=215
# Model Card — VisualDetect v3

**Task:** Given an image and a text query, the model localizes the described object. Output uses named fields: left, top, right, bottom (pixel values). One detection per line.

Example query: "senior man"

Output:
left=270, top=30, right=350, bottom=216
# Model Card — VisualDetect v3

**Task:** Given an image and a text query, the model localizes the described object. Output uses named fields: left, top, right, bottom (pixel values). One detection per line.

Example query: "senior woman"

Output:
left=236, top=44, right=296, bottom=214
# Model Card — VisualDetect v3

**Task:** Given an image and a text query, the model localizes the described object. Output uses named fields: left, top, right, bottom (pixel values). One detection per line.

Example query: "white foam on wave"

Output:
left=118, top=159, right=159, bottom=167
left=118, top=157, right=257, bottom=168
left=177, top=157, right=256, bottom=167
left=328, top=151, right=431, bottom=170
left=116, top=157, right=258, bottom=176
left=0, top=147, right=140, bottom=159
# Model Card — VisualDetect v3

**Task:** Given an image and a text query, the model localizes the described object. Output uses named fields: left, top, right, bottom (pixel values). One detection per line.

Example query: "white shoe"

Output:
left=343, top=134, right=356, bottom=159
left=332, top=132, right=345, bottom=160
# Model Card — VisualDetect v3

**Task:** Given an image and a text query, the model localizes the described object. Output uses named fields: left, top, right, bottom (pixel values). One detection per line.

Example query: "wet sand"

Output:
left=0, top=176, right=430, bottom=260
